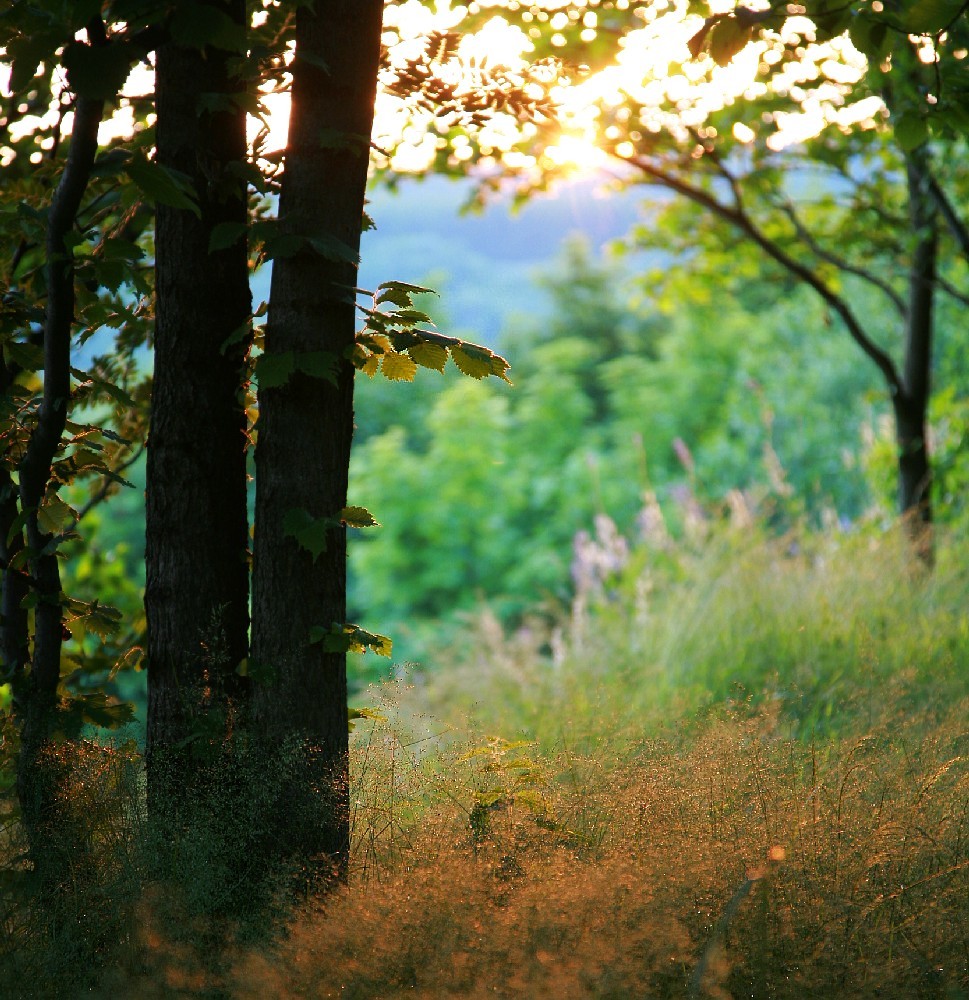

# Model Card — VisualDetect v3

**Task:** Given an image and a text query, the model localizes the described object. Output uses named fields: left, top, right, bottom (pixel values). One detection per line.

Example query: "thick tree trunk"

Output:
left=250, top=0, right=384, bottom=883
left=145, top=0, right=251, bottom=803
left=894, top=146, right=938, bottom=567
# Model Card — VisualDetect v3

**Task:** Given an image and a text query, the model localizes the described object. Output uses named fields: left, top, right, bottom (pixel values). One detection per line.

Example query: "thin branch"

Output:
left=620, top=150, right=902, bottom=396
left=776, top=198, right=907, bottom=316
left=934, top=273, right=969, bottom=309
left=73, top=441, right=146, bottom=526
left=927, top=172, right=969, bottom=262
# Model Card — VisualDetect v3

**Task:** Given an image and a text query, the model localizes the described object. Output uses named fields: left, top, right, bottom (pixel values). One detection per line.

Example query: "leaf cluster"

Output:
left=353, top=280, right=511, bottom=382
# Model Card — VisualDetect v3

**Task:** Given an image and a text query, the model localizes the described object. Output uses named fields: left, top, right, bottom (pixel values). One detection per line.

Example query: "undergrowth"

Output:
left=1, top=523, right=968, bottom=998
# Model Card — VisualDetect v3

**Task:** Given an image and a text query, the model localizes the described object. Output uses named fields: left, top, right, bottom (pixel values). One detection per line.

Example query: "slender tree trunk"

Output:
left=13, top=91, right=104, bottom=890
left=251, top=0, right=384, bottom=883
left=145, top=0, right=251, bottom=804
left=894, top=145, right=938, bottom=567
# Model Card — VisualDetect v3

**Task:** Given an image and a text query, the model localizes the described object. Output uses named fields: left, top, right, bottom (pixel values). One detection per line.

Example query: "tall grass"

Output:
left=3, top=521, right=968, bottom=998
left=405, top=518, right=969, bottom=744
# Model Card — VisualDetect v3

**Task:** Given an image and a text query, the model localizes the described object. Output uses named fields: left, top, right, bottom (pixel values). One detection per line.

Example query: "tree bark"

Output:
left=250, top=0, right=384, bottom=883
left=13, top=89, right=104, bottom=890
left=894, top=145, right=938, bottom=567
left=145, top=0, right=251, bottom=802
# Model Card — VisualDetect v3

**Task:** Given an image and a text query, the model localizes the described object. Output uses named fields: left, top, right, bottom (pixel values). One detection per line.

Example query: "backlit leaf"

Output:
left=451, top=345, right=493, bottom=379
left=381, top=351, right=418, bottom=381
left=37, top=494, right=76, bottom=536
left=310, top=623, right=393, bottom=657
left=376, top=280, right=436, bottom=307
left=348, top=706, right=386, bottom=732
left=709, top=19, right=751, bottom=67
left=409, top=340, right=448, bottom=372
left=340, top=506, right=379, bottom=528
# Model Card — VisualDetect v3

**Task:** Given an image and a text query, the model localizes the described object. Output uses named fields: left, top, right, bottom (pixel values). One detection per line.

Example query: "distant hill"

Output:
left=252, top=174, right=649, bottom=345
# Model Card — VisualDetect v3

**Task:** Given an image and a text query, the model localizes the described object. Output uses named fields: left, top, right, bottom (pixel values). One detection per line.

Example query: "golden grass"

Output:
left=82, top=699, right=969, bottom=999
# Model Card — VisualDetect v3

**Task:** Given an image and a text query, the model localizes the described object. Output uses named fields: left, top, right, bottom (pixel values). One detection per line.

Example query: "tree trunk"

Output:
left=894, top=145, right=938, bottom=567
left=250, top=0, right=384, bottom=884
left=145, top=0, right=251, bottom=805
left=10, top=90, right=105, bottom=891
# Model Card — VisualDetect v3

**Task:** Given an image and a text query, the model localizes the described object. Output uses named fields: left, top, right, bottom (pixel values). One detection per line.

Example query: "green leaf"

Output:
left=7, top=31, right=60, bottom=94
left=408, top=340, right=448, bottom=372
left=282, top=507, right=336, bottom=560
left=296, top=350, right=340, bottom=384
left=307, top=233, right=360, bottom=265
left=376, top=280, right=436, bottom=307
left=687, top=19, right=715, bottom=60
left=849, top=16, right=890, bottom=62
left=208, top=221, right=247, bottom=253
left=170, top=3, right=247, bottom=52
left=4, top=340, right=44, bottom=372
left=348, top=706, right=386, bottom=732
left=451, top=344, right=494, bottom=380
left=392, top=308, right=434, bottom=327
left=318, top=128, right=371, bottom=155
left=37, top=494, right=76, bottom=536
left=709, top=19, right=752, bottom=67
left=63, top=41, right=133, bottom=100
left=340, top=505, right=379, bottom=528
left=220, top=319, right=252, bottom=355
left=260, top=232, right=307, bottom=261
left=70, top=368, right=136, bottom=407
left=381, top=351, right=418, bottom=381
left=310, top=623, right=393, bottom=657
left=255, top=351, right=296, bottom=389
left=126, top=155, right=201, bottom=218
left=59, top=693, right=135, bottom=733
left=488, top=353, right=512, bottom=383
left=6, top=506, right=33, bottom=548
left=63, top=598, right=123, bottom=641
left=895, top=112, right=929, bottom=151
left=100, top=238, right=144, bottom=263
left=298, top=51, right=331, bottom=72
left=903, top=0, right=965, bottom=33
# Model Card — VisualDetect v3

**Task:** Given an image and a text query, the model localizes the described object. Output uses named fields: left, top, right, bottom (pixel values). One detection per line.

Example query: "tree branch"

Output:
left=927, top=172, right=969, bottom=262
left=73, top=441, right=146, bottom=527
left=776, top=198, right=908, bottom=316
left=620, top=150, right=902, bottom=397
left=934, top=272, right=969, bottom=309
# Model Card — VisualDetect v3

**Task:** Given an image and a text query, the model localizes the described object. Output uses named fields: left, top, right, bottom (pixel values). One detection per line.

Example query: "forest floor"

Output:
left=4, top=524, right=969, bottom=998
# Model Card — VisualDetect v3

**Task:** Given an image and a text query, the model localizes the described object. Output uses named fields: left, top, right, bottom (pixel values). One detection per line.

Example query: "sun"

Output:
left=3, top=3, right=876, bottom=178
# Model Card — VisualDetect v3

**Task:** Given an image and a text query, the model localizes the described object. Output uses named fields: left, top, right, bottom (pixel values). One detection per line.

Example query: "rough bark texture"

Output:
left=251, top=0, right=384, bottom=881
left=145, top=0, right=251, bottom=798
left=894, top=146, right=938, bottom=566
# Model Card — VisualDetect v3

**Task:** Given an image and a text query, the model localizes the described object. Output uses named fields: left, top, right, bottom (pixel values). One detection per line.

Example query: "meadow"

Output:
left=3, top=514, right=967, bottom=999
